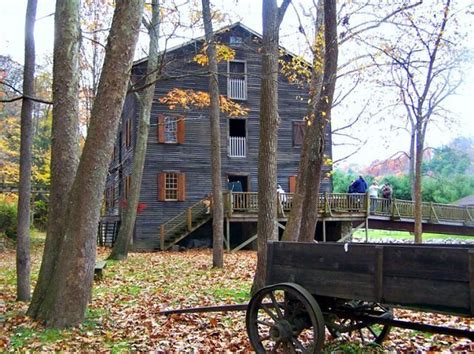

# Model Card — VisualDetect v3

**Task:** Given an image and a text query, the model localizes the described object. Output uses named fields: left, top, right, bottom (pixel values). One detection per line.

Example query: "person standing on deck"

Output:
left=368, top=181, right=380, bottom=213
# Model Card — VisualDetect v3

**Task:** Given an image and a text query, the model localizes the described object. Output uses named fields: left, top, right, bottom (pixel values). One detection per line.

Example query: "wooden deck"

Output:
left=226, top=192, right=474, bottom=225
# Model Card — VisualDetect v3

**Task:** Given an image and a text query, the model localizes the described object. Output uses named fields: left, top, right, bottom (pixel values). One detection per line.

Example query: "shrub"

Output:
left=33, top=199, right=48, bottom=231
left=0, top=199, right=17, bottom=239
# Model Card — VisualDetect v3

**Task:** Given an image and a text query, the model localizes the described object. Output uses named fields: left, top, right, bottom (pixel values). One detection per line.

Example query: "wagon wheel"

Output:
left=246, top=282, right=325, bottom=353
left=326, top=301, right=392, bottom=345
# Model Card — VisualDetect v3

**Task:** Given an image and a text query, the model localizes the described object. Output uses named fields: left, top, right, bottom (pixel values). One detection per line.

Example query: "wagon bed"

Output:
left=246, top=241, right=474, bottom=353
left=266, top=241, right=474, bottom=316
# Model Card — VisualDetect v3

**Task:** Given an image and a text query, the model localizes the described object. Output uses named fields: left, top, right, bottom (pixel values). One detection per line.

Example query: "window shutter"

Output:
left=293, top=121, right=305, bottom=146
left=289, top=175, right=297, bottom=193
left=177, top=173, right=186, bottom=201
left=157, top=115, right=165, bottom=143
left=177, top=116, right=185, bottom=144
left=158, top=173, right=166, bottom=201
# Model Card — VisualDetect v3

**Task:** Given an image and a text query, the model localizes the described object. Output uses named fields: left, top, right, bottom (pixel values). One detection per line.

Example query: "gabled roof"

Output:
left=133, top=22, right=301, bottom=66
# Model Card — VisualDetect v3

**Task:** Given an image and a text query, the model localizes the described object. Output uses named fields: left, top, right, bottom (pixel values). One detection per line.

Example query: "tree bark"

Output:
left=28, top=0, right=81, bottom=317
left=109, top=0, right=160, bottom=261
left=281, top=0, right=337, bottom=243
left=16, top=0, right=37, bottom=302
left=282, top=0, right=324, bottom=242
left=202, top=0, right=224, bottom=268
left=413, top=122, right=424, bottom=243
left=31, top=0, right=144, bottom=328
left=252, top=0, right=291, bottom=293
left=298, top=0, right=337, bottom=242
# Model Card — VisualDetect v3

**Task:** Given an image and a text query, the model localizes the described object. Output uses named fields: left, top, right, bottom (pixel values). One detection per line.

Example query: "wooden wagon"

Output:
left=246, top=241, right=474, bottom=353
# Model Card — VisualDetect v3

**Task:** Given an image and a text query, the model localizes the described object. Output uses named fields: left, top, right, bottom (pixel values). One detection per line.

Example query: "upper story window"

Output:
left=227, top=61, right=247, bottom=100
left=228, top=118, right=246, bottom=158
left=165, top=117, right=178, bottom=143
left=229, top=36, right=242, bottom=45
left=292, top=120, right=305, bottom=147
left=157, top=115, right=185, bottom=144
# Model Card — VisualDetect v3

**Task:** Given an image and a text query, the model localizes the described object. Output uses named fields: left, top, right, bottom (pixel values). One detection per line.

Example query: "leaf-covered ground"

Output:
left=0, top=238, right=472, bottom=352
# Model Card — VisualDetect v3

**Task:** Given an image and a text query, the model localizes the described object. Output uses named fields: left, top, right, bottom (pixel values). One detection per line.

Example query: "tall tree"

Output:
left=16, top=0, right=37, bottom=301
left=252, top=0, right=291, bottom=293
left=201, top=0, right=224, bottom=268
left=109, top=0, right=161, bottom=261
left=28, top=0, right=81, bottom=318
left=29, top=0, right=144, bottom=328
left=284, top=0, right=338, bottom=243
left=375, top=0, right=457, bottom=243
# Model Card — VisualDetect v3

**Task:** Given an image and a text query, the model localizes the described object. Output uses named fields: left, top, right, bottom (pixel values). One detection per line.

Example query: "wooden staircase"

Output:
left=159, top=200, right=212, bottom=250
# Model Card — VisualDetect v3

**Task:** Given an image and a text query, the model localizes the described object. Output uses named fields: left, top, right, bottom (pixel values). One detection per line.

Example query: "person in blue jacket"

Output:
left=351, top=175, right=368, bottom=193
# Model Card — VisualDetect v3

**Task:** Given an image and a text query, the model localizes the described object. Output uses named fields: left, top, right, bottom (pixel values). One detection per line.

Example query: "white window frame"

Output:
left=227, top=60, right=247, bottom=100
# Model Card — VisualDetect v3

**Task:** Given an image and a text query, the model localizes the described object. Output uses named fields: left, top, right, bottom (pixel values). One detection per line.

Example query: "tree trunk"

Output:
left=16, top=0, right=37, bottom=302
left=31, top=0, right=144, bottom=328
left=202, top=0, right=224, bottom=268
left=281, top=0, right=337, bottom=243
left=409, top=129, right=415, bottom=200
left=282, top=0, right=324, bottom=242
left=109, top=0, right=160, bottom=261
left=413, top=122, right=424, bottom=243
left=252, top=0, right=290, bottom=293
left=298, top=0, right=337, bottom=242
left=28, top=0, right=81, bottom=317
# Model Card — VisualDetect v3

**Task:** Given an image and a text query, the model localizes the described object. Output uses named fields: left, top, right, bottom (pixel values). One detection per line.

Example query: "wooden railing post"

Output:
left=365, top=192, right=370, bottom=216
left=187, top=207, right=193, bottom=231
left=324, top=192, right=330, bottom=215
left=228, top=191, right=233, bottom=218
left=160, top=225, right=165, bottom=250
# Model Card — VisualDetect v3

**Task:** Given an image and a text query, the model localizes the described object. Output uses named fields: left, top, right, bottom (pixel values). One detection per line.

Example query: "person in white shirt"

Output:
left=368, top=181, right=380, bottom=212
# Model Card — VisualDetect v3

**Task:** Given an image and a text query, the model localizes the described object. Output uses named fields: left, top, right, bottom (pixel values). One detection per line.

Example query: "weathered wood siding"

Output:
left=105, top=24, right=333, bottom=250
left=268, top=242, right=474, bottom=316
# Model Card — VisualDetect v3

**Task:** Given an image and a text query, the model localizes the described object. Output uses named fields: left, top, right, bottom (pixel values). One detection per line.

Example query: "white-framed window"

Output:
left=164, top=117, right=178, bottom=143
left=165, top=172, right=178, bottom=201
left=227, top=60, right=247, bottom=100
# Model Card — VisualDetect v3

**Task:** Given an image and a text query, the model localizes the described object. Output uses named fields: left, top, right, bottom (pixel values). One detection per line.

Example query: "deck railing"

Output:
left=227, top=78, right=247, bottom=100
left=225, top=191, right=474, bottom=225
left=228, top=136, right=246, bottom=157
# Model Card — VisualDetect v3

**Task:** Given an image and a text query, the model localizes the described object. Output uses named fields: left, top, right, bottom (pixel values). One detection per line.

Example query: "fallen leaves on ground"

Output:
left=0, top=239, right=472, bottom=352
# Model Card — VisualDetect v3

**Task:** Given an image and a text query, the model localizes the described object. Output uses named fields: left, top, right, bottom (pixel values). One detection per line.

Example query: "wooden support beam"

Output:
left=160, top=225, right=165, bottom=250
left=186, top=207, right=192, bottom=231
left=232, top=233, right=257, bottom=252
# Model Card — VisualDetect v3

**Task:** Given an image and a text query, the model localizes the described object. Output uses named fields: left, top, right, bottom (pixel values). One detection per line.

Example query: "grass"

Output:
left=353, top=229, right=473, bottom=242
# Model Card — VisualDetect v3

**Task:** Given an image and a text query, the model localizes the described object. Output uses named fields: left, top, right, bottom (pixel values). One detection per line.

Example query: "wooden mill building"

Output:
left=102, top=23, right=333, bottom=251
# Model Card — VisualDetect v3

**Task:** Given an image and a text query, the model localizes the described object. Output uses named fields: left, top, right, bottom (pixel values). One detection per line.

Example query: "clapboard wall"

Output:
left=104, top=24, right=333, bottom=250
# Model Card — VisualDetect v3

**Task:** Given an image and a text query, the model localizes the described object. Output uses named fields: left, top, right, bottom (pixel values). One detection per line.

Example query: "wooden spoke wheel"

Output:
left=326, top=301, right=392, bottom=345
left=246, top=283, right=325, bottom=353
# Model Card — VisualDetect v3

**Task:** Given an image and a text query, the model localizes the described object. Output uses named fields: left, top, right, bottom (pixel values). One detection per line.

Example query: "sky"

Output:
left=1, top=0, right=473, bottom=168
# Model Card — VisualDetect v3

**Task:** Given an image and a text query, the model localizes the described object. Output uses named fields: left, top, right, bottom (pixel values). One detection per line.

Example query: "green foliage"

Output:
left=33, top=199, right=48, bottom=231
left=422, top=175, right=474, bottom=204
left=0, top=198, right=17, bottom=239
left=424, top=146, right=471, bottom=178
left=333, top=168, right=474, bottom=203
left=332, top=169, right=357, bottom=193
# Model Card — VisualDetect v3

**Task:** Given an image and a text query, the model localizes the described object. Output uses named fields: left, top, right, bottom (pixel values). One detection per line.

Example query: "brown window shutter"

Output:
left=177, top=116, right=185, bottom=144
left=157, top=115, right=165, bottom=143
left=293, top=121, right=305, bottom=146
left=158, top=173, right=166, bottom=201
left=177, top=173, right=186, bottom=201
left=289, top=175, right=297, bottom=193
